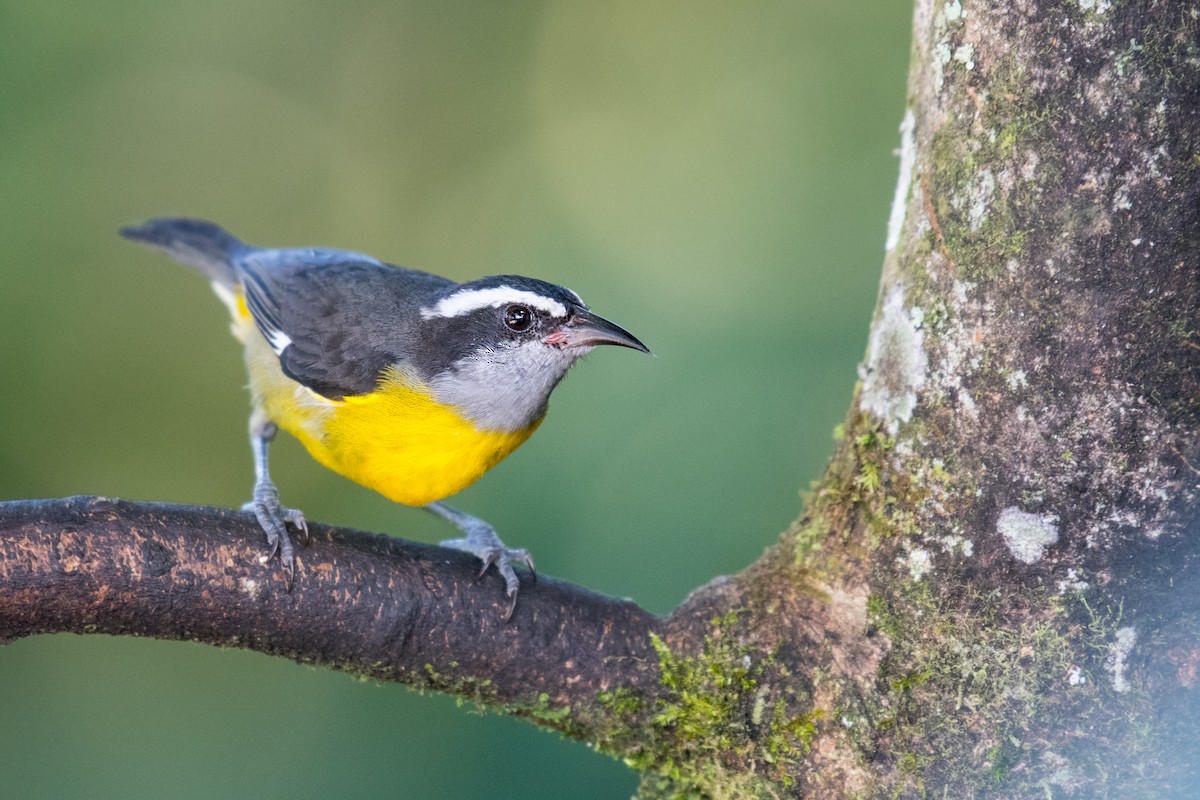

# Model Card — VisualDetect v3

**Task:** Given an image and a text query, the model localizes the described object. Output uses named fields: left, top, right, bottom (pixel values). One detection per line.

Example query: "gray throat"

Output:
left=428, top=341, right=589, bottom=432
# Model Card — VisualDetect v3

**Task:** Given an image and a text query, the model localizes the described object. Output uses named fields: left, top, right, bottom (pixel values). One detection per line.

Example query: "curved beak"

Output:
left=560, top=308, right=651, bottom=354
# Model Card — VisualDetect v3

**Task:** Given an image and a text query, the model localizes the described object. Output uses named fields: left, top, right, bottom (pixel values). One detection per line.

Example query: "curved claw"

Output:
left=495, top=555, right=521, bottom=596
left=503, top=589, right=519, bottom=622
left=285, top=508, right=310, bottom=545
left=474, top=549, right=499, bottom=581
left=280, top=553, right=296, bottom=590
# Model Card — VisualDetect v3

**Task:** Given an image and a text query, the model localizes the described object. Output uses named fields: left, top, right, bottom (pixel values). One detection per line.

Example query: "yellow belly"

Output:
left=229, top=292, right=540, bottom=506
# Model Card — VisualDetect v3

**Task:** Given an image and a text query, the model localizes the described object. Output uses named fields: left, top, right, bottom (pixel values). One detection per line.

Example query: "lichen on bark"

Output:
left=778, top=0, right=1200, bottom=795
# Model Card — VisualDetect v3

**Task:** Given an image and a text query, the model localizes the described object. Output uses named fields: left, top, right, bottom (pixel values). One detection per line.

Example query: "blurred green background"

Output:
left=0, top=2, right=909, bottom=797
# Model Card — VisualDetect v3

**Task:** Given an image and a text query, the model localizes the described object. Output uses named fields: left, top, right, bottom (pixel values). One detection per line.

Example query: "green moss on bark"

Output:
left=585, top=612, right=823, bottom=799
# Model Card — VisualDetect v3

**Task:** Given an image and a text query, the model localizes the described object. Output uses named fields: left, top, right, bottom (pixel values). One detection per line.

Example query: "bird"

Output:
left=120, top=218, right=649, bottom=618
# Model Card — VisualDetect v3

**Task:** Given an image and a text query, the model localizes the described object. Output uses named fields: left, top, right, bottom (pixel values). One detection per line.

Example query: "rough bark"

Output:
left=0, top=497, right=662, bottom=722
left=1, top=0, right=1198, bottom=797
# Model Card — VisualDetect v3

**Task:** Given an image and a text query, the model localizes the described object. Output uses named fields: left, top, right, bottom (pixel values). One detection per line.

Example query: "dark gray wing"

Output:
left=235, top=248, right=454, bottom=399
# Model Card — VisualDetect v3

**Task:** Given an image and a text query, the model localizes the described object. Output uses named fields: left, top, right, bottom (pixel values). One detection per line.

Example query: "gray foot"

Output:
left=429, top=502, right=535, bottom=620
left=242, top=480, right=308, bottom=587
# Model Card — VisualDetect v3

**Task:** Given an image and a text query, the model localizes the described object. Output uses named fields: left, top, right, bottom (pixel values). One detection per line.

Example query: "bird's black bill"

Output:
left=564, top=309, right=651, bottom=354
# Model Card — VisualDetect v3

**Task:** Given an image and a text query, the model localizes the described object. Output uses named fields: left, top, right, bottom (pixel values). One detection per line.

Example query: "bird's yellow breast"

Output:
left=227, top=291, right=541, bottom=507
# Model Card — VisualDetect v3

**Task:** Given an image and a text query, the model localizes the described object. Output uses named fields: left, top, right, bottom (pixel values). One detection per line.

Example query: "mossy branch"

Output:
left=0, top=495, right=664, bottom=734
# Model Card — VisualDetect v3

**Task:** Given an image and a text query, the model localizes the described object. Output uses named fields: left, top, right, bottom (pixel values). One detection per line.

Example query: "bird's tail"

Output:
left=120, top=218, right=245, bottom=288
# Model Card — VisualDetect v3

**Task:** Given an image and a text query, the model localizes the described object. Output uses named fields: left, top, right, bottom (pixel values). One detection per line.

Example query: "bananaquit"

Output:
left=121, top=218, right=649, bottom=616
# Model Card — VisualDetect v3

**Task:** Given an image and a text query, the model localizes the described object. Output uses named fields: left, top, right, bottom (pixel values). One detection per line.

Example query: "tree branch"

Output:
left=0, top=496, right=663, bottom=733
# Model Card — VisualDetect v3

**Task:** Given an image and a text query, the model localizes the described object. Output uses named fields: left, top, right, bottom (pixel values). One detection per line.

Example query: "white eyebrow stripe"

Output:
left=421, top=286, right=568, bottom=319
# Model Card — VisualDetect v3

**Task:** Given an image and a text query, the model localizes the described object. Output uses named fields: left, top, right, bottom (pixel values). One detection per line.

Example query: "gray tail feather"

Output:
left=120, top=218, right=245, bottom=287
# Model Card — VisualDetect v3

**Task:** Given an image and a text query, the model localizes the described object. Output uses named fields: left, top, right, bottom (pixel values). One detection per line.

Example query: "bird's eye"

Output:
left=503, top=304, right=533, bottom=332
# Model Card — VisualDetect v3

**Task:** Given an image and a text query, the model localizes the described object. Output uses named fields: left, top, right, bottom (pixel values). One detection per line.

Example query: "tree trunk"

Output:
left=1, top=1, right=1198, bottom=797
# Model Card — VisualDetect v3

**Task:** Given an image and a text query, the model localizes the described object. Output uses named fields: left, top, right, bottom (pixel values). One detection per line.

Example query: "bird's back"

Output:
left=123, top=218, right=458, bottom=398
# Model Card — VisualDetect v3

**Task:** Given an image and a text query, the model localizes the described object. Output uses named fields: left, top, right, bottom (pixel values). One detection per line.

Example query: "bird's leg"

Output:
left=426, top=501, right=535, bottom=620
left=241, top=410, right=308, bottom=586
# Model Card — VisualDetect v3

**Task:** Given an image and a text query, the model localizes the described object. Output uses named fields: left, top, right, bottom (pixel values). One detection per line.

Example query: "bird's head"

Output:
left=414, top=276, right=649, bottom=432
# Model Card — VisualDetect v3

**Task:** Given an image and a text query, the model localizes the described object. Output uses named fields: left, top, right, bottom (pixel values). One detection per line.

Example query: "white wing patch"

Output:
left=421, top=286, right=569, bottom=320
left=266, top=329, right=293, bottom=355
